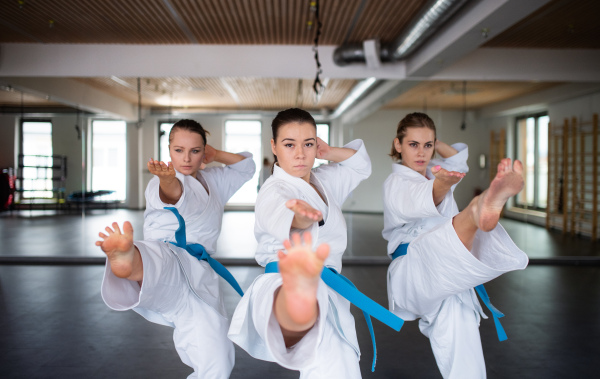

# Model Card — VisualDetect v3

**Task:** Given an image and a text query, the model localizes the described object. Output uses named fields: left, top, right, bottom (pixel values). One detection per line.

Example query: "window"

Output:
left=91, top=120, right=127, bottom=201
left=224, top=120, right=261, bottom=204
left=159, top=121, right=175, bottom=162
left=515, top=114, right=549, bottom=209
left=315, top=123, right=330, bottom=167
left=21, top=121, right=53, bottom=198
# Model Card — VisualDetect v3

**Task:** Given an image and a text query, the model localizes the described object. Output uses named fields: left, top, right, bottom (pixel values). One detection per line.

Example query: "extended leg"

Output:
left=453, top=158, right=524, bottom=250
left=273, top=232, right=329, bottom=347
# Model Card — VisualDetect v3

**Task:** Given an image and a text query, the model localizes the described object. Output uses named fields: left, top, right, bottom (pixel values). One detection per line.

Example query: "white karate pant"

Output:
left=229, top=273, right=362, bottom=378
left=101, top=240, right=235, bottom=379
left=388, top=219, right=528, bottom=379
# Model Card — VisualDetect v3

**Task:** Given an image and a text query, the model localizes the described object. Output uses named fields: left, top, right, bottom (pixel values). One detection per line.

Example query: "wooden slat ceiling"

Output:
left=0, top=0, right=428, bottom=45
left=76, top=77, right=357, bottom=110
left=1, top=0, right=595, bottom=112
left=484, top=0, right=600, bottom=49
left=384, top=81, right=563, bottom=110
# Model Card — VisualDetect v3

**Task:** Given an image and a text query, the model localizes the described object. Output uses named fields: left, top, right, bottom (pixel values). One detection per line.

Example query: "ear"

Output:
left=393, top=138, right=402, bottom=154
left=271, top=139, right=276, bottom=156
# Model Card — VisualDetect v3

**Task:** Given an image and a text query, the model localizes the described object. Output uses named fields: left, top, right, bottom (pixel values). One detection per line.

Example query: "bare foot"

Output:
left=96, top=221, right=139, bottom=279
left=475, top=158, right=524, bottom=232
left=276, top=232, right=329, bottom=330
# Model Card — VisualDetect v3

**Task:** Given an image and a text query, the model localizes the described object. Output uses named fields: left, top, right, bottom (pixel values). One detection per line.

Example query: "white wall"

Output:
left=340, top=109, right=489, bottom=213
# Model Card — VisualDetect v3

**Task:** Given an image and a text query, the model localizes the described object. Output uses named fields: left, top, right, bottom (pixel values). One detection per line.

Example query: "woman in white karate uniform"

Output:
left=97, top=119, right=255, bottom=379
left=228, top=108, right=373, bottom=378
left=383, top=112, right=529, bottom=379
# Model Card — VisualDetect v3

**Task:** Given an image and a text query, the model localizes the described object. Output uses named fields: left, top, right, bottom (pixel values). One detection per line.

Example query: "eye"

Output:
left=409, top=143, right=417, bottom=148
left=175, top=149, right=182, bottom=153
left=305, top=142, right=314, bottom=147
left=192, top=149, right=200, bottom=154
left=284, top=143, right=293, bottom=148
left=425, top=143, right=433, bottom=148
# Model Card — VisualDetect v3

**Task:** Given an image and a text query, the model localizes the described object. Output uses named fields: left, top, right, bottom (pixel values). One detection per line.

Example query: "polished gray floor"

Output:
left=1, top=209, right=599, bottom=378
left=2, top=209, right=598, bottom=259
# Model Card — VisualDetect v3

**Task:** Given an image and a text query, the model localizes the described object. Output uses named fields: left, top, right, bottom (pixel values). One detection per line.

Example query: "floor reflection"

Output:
left=1, top=209, right=598, bottom=259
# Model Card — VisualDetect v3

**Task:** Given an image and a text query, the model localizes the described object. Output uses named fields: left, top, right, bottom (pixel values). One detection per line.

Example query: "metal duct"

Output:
left=333, top=0, right=471, bottom=66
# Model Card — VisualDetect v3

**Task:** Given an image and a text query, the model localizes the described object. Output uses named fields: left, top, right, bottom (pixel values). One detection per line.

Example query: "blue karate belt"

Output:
left=392, top=243, right=507, bottom=342
left=164, top=207, right=244, bottom=297
left=265, top=260, right=404, bottom=372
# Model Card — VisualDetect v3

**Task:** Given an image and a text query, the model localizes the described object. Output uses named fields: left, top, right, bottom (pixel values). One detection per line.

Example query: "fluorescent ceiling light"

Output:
left=331, top=77, right=377, bottom=118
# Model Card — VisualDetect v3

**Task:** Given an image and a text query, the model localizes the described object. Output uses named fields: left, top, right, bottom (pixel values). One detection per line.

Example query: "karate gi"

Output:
left=382, top=143, right=528, bottom=379
left=228, top=140, right=371, bottom=379
left=101, top=154, right=255, bottom=379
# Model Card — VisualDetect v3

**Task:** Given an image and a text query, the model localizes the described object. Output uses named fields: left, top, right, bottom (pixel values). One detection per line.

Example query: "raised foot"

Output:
left=477, top=158, right=524, bottom=232
left=277, top=232, right=330, bottom=328
left=96, top=221, right=136, bottom=278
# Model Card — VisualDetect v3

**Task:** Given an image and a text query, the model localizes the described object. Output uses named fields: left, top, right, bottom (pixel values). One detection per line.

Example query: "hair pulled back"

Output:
left=169, top=119, right=210, bottom=146
left=390, top=112, right=436, bottom=161
left=271, top=108, right=316, bottom=168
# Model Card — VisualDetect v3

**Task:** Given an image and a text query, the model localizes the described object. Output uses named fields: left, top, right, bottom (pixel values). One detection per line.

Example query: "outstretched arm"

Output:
left=204, top=144, right=245, bottom=166
left=148, top=159, right=182, bottom=204
left=431, top=165, right=465, bottom=206
left=316, top=137, right=356, bottom=162
left=286, top=199, right=323, bottom=230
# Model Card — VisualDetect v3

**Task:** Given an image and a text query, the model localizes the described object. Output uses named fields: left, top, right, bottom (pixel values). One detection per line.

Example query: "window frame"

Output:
left=513, top=112, right=548, bottom=211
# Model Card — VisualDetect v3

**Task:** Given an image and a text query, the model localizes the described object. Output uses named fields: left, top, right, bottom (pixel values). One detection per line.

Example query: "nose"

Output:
left=295, top=145, right=305, bottom=159
left=184, top=152, right=191, bottom=162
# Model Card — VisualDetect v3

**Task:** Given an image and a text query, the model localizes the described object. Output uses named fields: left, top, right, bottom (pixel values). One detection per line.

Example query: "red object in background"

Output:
left=1, top=167, right=15, bottom=210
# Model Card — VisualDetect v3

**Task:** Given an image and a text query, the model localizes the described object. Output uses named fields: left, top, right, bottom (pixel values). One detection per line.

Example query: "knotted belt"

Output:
left=164, top=207, right=244, bottom=297
left=392, top=243, right=507, bottom=341
left=265, top=259, right=404, bottom=372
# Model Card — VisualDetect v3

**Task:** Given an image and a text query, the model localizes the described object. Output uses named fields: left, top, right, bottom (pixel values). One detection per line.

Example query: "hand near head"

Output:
left=286, top=199, right=323, bottom=229
left=316, top=137, right=331, bottom=161
left=431, top=165, right=465, bottom=186
left=148, top=158, right=176, bottom=179
left=203, top=144, right=217, bottom=165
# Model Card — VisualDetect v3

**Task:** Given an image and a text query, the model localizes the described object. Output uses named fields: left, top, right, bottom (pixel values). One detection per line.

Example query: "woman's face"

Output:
left=394, top=127, right=435, bottom=176
left=169, top=128, right=205, bottom=178
left=271, top=121, right=317, bottom=182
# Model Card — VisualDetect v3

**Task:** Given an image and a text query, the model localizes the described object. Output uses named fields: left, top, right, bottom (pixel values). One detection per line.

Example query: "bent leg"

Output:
left=388, top=219, right=526, bottom=316
left=420, top=295, right=486, bottom=379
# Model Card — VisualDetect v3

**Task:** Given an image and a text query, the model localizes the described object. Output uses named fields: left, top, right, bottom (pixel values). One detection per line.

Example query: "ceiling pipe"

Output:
left=333, top=0, right=471, bottom=66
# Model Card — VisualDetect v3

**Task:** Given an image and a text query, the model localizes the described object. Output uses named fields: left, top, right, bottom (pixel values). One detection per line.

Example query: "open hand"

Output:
left=431, top=165, right=465, bottom=187
left=286, top=199, right=323, bottom=228
left=148, top=158, right=176, bottom=179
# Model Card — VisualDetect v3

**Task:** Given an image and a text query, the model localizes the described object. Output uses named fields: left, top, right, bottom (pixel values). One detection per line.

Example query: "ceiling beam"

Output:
left=0, top=43, right=406, bottom=80
left=433, top=48, right=600, bottom=82
left=405, top=0, right=553, bottom=78
left=0, top=77, right=138, bottom=120
left=339, top=80, right=421, bottom=125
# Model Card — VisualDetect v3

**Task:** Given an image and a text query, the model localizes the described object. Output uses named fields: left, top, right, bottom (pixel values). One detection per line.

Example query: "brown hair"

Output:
left=271, top=108, right=316, bottom=169
left=390, top=112, right=436, bottom=161
left=169, top=119, right=210, bottom=146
